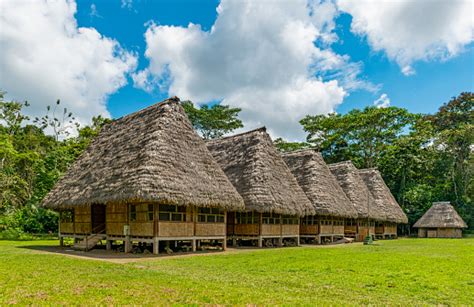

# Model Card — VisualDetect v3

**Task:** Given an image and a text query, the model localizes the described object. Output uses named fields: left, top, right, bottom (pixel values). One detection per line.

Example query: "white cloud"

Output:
left=134, top=0, right=371, bottom=140
left=373, top=93, right=390, bottom=108
left=121, top=0, right=133, bottom=10
left=90, top=4, right=102, bottom=19
left=337, top=0, right=474, bottom=75
left=0, top=0, right=137, bottom=127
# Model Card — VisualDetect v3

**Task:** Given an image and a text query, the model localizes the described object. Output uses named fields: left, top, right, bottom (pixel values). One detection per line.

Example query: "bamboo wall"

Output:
left=106, top=203, right=127, bottom=236
left=60, top=222, right=74, bottom=234
left=419, top=228, right=463, bottom=238
left=300, top=225, right=318, bottom=235
left=282, top=224, right=299, bottom=235
left=233, top=224, right=259, bottom=236
left=74, top=207, right=91, bottom=234
left=158, top=222, right=194, bottom=237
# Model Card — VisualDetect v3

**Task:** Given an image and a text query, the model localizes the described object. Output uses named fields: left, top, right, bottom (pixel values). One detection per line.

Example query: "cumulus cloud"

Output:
left=134, top=0, right=370, bottom=140
left=373, top=93, right=390, bottom=108
left=0, top=0, right=137, bottom=126
left=337, top=0, right=474, bottom=75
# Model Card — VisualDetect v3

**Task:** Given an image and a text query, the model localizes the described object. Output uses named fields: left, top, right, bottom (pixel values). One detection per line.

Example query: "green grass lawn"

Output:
left=0, top=238, right=473, bottom=305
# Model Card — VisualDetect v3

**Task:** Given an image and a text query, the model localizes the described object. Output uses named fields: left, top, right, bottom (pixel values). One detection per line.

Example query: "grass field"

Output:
left=0, top=238, right=473, bottom=305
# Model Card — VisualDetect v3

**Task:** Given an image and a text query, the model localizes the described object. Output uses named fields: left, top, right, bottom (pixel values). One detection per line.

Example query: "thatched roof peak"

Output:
left=282, top=150, right=358, bottom=218
left=328, top=161, right=386, bottom=221
left=42, top=97, right=245, bottom=210
left=414, top=202, right=467, bottom=228
left=358, top=168, right=408, bottom=224
left=207, top=129, right=314, bottom=216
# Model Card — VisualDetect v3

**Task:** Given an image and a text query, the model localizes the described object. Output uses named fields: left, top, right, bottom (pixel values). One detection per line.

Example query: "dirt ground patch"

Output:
left=22, top=242, right=359, bottom=264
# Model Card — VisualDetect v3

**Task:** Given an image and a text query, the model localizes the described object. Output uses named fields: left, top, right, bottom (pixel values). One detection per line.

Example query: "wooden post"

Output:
left=106, top=240, right=112, bottom=251
left=278, top=237, right=283, bottom=247
left=232, top=238, right=237, bottom=247
left=296, top=236, right=300, bottom=246
left=192, top=239, right=196, bottom=252
left=153, top=237, right=159, bottom=255
left=258, top=236, right=263, bottom=247
left=222, top=238, right=227, bottom=251
left=59, top=236, right=64, bottom=247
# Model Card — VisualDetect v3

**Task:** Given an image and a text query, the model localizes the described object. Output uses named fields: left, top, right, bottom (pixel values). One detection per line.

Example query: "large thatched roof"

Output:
left=328, top=161, right=386, bottom=221
left=281, top=150, right=358, bottom=218
left=414, top=202, right=467, bottom=228
left=358, top=168, right=408, bottom=224
left=42, top=97, right=245, bottom=210
left=206, top=128, right=314, bottom=216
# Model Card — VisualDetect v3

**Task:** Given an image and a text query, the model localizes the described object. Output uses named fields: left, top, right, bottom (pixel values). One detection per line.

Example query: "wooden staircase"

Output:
left=74, top=224, right=106, bottom=251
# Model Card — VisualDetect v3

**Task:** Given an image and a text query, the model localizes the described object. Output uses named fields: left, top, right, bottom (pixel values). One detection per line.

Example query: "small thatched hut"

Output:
left=328, top=161, right=386, bottom=241
left=358, top=168, right=408, bottom=239
left=282, top=150, right=358, bottom=244
left=43, top=97, right=244, bottom=254
left=414, top=202, right=467, bottom=238
left=206, top=128, right=313, bottom=247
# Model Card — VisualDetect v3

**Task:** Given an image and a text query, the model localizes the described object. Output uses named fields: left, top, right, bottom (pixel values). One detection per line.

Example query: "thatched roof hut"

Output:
left=42, top=97, right=245, bottom=211
left=281, top=150, right=358, bottom=218
left=206, top=128, right=314, bottom=216
left=328, top=161, right=386, bottom=221
left=414, top=202, right=467, bottom=229
left=358, top=168, right=408, bottom=224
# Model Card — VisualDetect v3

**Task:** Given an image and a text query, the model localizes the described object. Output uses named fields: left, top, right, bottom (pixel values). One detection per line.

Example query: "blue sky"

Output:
left=1, top=0, right=473, bottom=140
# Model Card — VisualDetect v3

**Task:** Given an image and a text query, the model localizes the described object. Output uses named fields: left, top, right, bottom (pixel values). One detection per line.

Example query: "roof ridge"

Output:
left=112, top=96, right=181, bottom=123
left=280, top=148, right=320, bottom=156
left=207, top=127, right=267, bottom=143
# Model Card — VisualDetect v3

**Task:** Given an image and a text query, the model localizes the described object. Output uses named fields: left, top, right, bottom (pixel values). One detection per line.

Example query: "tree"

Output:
left=182, top=101, right=243, bottom=139
left=33, top=99, right=79, bottom=141
left=426, top=92, right=473, bottom=227
left=273, top=138, right=311, bottom=152
left=0, top=92, right=30, bottom=136
left=300, top=106, right=416, bottom=168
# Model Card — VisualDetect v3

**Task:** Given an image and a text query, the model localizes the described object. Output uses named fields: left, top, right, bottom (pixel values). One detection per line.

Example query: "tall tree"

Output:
left=300, top=106, right=416, bottom=168
left=182, top=101, right=243, bottom=139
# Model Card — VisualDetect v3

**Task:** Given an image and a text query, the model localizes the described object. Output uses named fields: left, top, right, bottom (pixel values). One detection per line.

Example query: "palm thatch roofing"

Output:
left=206, top=128, right=314, bottom=216
left=358, top=168, right=408, bottom=224
left=328, top=161, right=386, bottom=221
left=413, top=202, right=467, bottom=228
left=281, top=150, right=358, bottom=218
left=42, top=97, right=245, bottom=211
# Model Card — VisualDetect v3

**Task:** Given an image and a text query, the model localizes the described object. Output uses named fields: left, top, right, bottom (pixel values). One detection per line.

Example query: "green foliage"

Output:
left=182, top=100, right=243, bottom=139
left=0, top=92, right=108, bottom=235
left=273, top=138, right=311, bottom=152
left=300, top=106, right=416, bottom=167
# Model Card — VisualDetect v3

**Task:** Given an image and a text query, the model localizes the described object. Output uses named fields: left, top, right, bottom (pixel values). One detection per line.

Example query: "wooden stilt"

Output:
left=59, top=237, right=64, bottom=247
left=106, top=240, right=112, bottom=251
left=192, top=239, right=196, bottom=252
left=153, top=238, right=159, bottom=255
left=222, top=238, right=227, bottom=251
left=258, top=236, right=263, bottom=247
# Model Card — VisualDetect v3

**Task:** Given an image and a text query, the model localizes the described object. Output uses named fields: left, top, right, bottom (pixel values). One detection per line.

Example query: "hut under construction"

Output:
left=206, top=128, right=314, bottom=247
left=42, top=97, right=245, bottom=254
left=358, top=168, right=408, bottom=239
left=328, top=161, right=386, bottom=241
left=414, top=202, right=467, bottom=238
left=282, top=150, right=358, bottom=244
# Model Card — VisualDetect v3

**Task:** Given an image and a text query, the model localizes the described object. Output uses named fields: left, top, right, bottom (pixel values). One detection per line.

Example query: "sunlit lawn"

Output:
left=0, top=238, right=473, bottom=305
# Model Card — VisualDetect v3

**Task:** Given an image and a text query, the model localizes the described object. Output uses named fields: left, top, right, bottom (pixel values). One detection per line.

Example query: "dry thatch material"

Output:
left=206, top=128, right=314, bottom=216
left=328, top=161, right=386, bottom=221
left=414, top=202, right=467, bottom=228
left=42, top=97, right=245, bottom=211
left=281, top=150, right=358, bottom=218
left=358, top=168, right=408, bottom=224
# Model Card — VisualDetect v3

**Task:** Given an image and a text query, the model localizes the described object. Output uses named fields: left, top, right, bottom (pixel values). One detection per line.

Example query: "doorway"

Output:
left=91, top=204, right=106, bottom=233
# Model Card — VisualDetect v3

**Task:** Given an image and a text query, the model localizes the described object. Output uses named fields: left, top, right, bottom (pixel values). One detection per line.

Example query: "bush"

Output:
left=0, top=205, right=58, bottom=237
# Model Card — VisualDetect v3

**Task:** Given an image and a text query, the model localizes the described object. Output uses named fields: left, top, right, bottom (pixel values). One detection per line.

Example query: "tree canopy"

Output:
left=181, top=100, right=243, bottom=139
